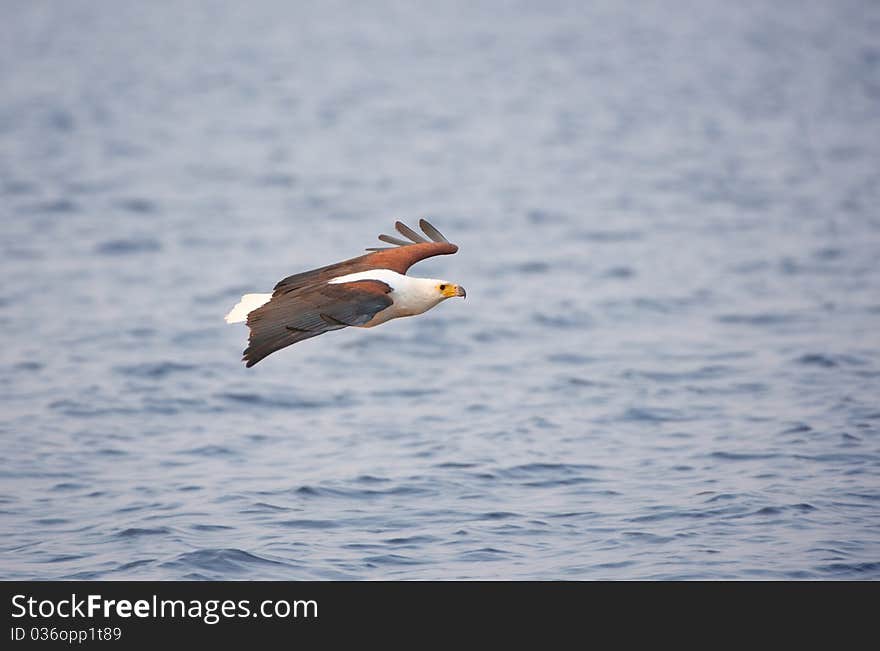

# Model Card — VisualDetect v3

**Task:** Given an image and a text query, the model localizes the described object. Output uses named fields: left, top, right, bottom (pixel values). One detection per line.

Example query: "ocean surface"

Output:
left=2, top=0, right=879, bottom=580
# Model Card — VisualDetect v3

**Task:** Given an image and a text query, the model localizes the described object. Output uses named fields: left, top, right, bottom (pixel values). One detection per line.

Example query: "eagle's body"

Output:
left=225, top=220, right=464, bottom=367
left=328, top=269, right=454, bottom=326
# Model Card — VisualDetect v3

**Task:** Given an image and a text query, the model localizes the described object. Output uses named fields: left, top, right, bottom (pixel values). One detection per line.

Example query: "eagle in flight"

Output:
left=225, top=219, right=465, bottom=367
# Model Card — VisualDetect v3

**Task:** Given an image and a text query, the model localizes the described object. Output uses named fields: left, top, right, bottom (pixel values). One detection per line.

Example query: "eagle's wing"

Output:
left=273, top=219, right=458, bottom=294
left=243, top=279, right=393, bottom=367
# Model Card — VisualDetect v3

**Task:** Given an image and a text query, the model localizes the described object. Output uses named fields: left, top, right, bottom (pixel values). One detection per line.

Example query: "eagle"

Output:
left=225, top=219, right=465, bottom=367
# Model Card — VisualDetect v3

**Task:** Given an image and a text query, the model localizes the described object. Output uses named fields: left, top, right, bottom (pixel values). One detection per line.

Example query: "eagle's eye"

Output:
left=439, top=284, right=447, bottom=291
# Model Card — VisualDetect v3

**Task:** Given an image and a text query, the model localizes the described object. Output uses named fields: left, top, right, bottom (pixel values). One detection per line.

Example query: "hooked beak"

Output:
left=456, top=285, right=466, bottom=298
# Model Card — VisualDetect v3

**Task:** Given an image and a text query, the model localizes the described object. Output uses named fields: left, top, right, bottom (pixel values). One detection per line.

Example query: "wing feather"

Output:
left=378, top=234, right=413, bottom=246
left=394, top=221, right=428, bottom=243
left=243, top=279, right=392, bottom=367
left=419, top=219, right=449, bottom=243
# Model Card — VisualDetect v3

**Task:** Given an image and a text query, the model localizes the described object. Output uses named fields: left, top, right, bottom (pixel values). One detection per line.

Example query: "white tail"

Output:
left=224, top=293, right=272, bottom=324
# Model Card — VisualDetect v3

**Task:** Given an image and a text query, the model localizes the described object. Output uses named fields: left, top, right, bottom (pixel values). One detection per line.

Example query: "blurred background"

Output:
left=1, top=0, right=879, bottom=579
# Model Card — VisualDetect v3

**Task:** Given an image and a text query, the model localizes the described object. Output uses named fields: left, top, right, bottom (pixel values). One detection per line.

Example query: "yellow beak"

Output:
left=443, top=284, right=466, bottom=298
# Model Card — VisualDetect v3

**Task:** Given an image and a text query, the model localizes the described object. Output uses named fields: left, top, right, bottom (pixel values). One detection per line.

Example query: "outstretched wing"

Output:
left=273, top=219, right=458, bottom=294
left=362, top=219, right=459, bottom=276
left=243, top=279, right=393, bottom=367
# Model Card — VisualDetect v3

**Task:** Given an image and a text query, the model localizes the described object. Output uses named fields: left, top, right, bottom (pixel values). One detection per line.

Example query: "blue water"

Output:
left=2, top=0, right=879, bottom=580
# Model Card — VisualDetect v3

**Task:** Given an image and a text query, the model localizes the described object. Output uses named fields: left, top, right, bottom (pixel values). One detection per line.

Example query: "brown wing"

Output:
left=243, top=279, right=393, bottom=367
left=273, top=219, right=458, bottom=295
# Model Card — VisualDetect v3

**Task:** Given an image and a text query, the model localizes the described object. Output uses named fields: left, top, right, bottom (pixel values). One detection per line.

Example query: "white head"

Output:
left=412, top=277, right=467, bottom=304
left=392, top=276, right=466, bottom=317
